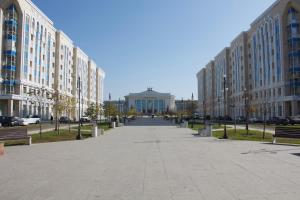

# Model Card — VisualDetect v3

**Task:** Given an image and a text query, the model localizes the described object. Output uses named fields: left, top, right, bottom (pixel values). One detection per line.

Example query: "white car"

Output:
left=22, top=115, right=41, bottom=124
left=18, top=118, right=30, bottom=126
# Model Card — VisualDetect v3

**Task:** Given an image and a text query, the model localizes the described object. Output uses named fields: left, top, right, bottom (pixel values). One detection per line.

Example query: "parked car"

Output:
left=286, top=117, right=296, bottom=125
left=249, top=117, right=263, bottom=123
left=59, top=116, right=72, bottom=124
left=80, top=116, right=90, bottom=123
left=237, top=116, right=246, bottom=123
left=0, top=116, right=5, bottom=126
left=266, top=117, right=289, bottom=125
left=290, top=116, right=300, bottom=124
left=22, top=115, right=41, bottom=124
left=224, top=116, right=233, bottom=121
left=18, top=118, right=30, bottom=126
left=1, top=116, right=20, bottom=127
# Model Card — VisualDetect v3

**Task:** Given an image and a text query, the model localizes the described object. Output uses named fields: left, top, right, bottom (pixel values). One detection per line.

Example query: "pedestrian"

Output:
left=50, top=115, right=53, bottom=124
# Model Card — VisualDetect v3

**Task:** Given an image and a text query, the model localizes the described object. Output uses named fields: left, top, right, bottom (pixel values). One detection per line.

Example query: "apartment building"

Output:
left=0, top=0, right=105, bottom=119
left=205, top=61, right=215, bottom=117
left=214, top=48, right=230, bottom=117
left=197, top=0, right=300, bottom=118
left=229, top=32, right=249, bottom=118
left=196, top=68, right=206, bottom=116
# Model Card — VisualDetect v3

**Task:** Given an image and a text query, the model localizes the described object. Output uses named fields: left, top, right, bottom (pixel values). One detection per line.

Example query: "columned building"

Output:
left=125, top=88, right=176, bottom=114
left=0, top=0, right=105, bottom=119
left=197, top=0, right=300, bottom=119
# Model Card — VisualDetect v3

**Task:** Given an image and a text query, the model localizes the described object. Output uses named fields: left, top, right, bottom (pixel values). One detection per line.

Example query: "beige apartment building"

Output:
left=197, top=0, right=300, bottom=119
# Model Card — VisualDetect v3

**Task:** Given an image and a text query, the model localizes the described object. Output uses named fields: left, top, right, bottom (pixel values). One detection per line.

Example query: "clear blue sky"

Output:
left=33, top=0, right=275, bottom=100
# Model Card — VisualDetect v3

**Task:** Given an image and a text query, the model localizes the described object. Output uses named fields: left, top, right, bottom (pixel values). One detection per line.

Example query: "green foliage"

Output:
left=186, top=101, right=198, bottom=116
left=85, top=103, right=100, bottom=120
left=127, top=107, right=137, bottom=116
left=104, top=102, right=118, bottom=117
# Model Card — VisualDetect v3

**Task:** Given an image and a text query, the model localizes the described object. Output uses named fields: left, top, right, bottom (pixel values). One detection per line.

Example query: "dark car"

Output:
left=286, top=117, right=296, bottom=125
left=267, top=117, right=289, bottom=125
left=0, top=116, right=5, bottom=124
left=224, top=116, right=233, bottom=121
left=59, top=116, right=71, bottom=124
left=237, top=116, right=246, bottom=122
left=1, top=116, right=20, bottom=127
left=291, top=116, right=300, bottom=124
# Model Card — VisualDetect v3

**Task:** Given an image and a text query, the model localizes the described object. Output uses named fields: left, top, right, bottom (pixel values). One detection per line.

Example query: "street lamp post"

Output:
left=223, top=75, right=228, bottom=139
left=77, top=76, right=82, bottom=140
left=244, top=89, right=249, bottom=136
left=203, top=100, right=206, bottom=127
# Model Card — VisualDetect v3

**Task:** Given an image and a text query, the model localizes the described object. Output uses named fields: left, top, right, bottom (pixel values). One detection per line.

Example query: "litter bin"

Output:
left=111, top=122, right=116, bottom=128
left=92, top=125, right=98, bottom=138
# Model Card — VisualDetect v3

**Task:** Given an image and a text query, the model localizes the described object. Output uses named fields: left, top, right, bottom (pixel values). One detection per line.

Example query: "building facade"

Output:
left=0, top=0, right=105, bottom=119
left=196, top=68, right=206, bottom=116
left=125, top=88, right=176, bottom=114
left=197, top=0, right=300, bottom=119
left=214, top=48, right=230, bottom=117
left=205, top=61, right=215, bottom=117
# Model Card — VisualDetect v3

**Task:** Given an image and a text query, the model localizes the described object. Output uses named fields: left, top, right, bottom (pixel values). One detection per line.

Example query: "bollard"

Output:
left=92, top=125, right=98, bottom=138
left=0, top=143, right=4, bottom=156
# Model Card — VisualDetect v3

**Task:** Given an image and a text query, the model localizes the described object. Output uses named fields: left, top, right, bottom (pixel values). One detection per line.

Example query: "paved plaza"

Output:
left=1, top=118, right=300, bottom=200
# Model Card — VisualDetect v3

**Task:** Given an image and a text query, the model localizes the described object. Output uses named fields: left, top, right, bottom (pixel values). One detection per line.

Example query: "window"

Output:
left=278, top=88, right=282, bottom=96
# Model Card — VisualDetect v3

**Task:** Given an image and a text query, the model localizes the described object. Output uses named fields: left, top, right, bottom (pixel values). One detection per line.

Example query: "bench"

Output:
left=0, top=128, right=31, bottom=145
left=273, top=127, right=300, bottom=144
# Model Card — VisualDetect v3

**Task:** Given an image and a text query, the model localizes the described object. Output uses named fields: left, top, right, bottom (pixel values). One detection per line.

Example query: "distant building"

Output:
left=175, top=100, right=198, bottom=113
left=104, top=100, right=126, bottom=114
left=125, top=88, right=176, bottom=114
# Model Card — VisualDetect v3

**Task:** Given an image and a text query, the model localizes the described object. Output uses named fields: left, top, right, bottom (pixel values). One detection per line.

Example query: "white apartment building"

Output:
left=88, top=59, right=97, bottom=105
left=229, top=32, right=249, bottom=118
left=0, top=0, right=105, bottom=119
left=205, top=61, right=215, bottom=117
left=196, top=68, right=206, bottom=116
left=0, top=0, right=56, bottom=119
left=214, top=48, right=230, bottom=117
left=55, top=31, right=73, bottom=98
left=73, top=47, right=89, bottom=118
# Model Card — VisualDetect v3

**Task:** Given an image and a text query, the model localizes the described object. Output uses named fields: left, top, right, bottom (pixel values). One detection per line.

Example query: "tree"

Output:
left=104, top=102, right=118, bottom=120
left=52, top=93, right=66, bottom=134
left=127, top=107, right=137, bottom=116
left=85, top=103, right=100, bottom=121
left=65, top=96, right=76, bottom=133
left=186, top=101, right=198, bottom=117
